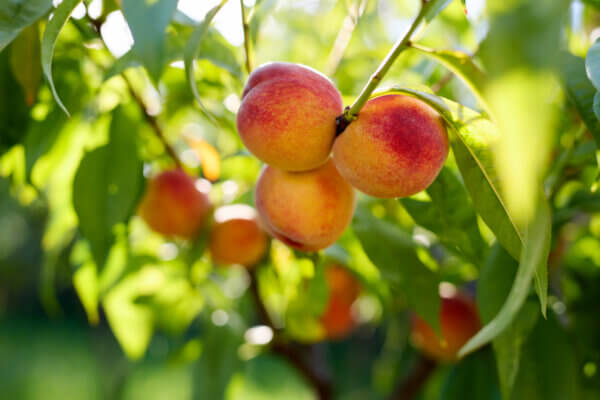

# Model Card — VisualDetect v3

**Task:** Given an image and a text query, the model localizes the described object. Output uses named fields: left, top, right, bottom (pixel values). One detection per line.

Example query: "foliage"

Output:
left=1, top=0, right=600, bottom=399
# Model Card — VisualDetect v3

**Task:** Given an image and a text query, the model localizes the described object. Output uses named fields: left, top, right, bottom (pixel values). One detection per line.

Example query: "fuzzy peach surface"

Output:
left=237, top=62, right=343, bottom=172
left=255, top=159, right=355, bottom=251
left=333, top=94, right=449, bottom=198
left=209, top=206, right=268, bottom=267
left=138, top=170, right=211, bottom=239
left=411, top=293, right=481, bottom=363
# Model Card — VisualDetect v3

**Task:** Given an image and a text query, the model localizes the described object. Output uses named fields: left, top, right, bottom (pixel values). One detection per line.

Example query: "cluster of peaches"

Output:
left=135, top=62, right=480, bottom=360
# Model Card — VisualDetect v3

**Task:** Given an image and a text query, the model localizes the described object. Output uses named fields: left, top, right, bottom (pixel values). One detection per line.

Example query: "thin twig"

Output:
left=432, top=71, right=454, bottom=93
left=325, top=0, right=369, bottom=77
left=248, top=269, right=332, bottom=400
left=240, top=0, right=253, bottom=74
left=121, top=74, right=183, bottom=169
left=337, top=2, right=429, bottom=133
left=87, top=15, right=182, bottom=169
left=389, top=355, right=437, bottom=400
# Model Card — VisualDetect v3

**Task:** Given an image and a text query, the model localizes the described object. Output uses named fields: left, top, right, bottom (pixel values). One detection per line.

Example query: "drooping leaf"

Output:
left=41, top=0, right=80, bottom=116
left=408, top=43, right=490, bottom=115
left=9, top=22, right=41, bottom=106
left=353, top=206, right=441, bottom=333
left=459, top=195, right=551, bottom=357
left=559, top=52, right=600, bottom=148
left=121, top=0, right=178, bottom=83
left=72, top=106, right=144, bottom=268
left=0, top=0, right=51, bottom=52
left=183, top=1, right=226, bottom=122
left=401, top=167, right=488, bottom=265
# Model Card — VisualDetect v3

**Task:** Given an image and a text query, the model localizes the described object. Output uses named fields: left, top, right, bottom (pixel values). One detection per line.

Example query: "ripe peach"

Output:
left=209, top=205, right=268, bottom=267
left=320, top=264, right=361, bottom=339
left=333, top=94, right=448, bottom=198
left=255, top=159, right=355, bottom=251
left=237, top=62, right=343, bottom=171
left=138, top=169, right=211, bottom=239
left=411, top=290, right=481, bottom=362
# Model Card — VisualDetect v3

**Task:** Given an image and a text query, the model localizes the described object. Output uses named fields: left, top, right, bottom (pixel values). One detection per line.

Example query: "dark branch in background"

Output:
left=389, top=355, right=437, bottom=400
left=325, top=0, right=369, bottom=77
left=248, top=269, right=333, bottom=400
left=88, top=16, right=182, bottom=169
left=240, top=0, right=253, bottom=74
left=121, top=74, right=183, bottom=169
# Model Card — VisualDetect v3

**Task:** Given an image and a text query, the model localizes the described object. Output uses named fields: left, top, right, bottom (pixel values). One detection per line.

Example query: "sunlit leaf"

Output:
left=41, top=0, right=80, bottom=116
left=73, top=106, right=143, bottom=268
left=586, top=40, right=600, bottom=91
left=0, top=0, right=51, bottom=52
left=183, top=1, right=226, bottom=123
left=121, top=0, right=178, bottom=83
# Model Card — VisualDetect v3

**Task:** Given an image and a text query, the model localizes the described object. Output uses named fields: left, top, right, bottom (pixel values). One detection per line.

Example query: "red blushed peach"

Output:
left=411, top=291, right=481, bottom=363
left=320, top=264, right=361, bottom=339
left=237, top=62, right=343, bottom=172
left=333, top=94, right=449, bottom=198
left=209, top=205, right=268, bottom=267
left=255, top=159, right=355, bottom=251
left=138, top=169, right=211, bottom=239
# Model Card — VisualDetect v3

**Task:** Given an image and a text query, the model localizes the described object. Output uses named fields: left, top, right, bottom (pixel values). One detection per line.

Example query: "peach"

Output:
left=411, top=291, right=481, bottom=362
left=209, top=205, right=269, bottom=267
left=237, top=62, right=344, bottom=171
left=333, top=94, right=448, bottom=198
left=320, top=264, right=361, bottom=339
left=138, top=169, right=211, bottom=238
left=255, top=159, right=355, bottom=251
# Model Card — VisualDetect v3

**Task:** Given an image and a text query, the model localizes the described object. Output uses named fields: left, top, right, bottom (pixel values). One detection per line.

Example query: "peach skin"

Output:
left=138, top=169, right=211, bottom=239
left=255, top=159, right=355, bottom=251
left=333, top=94, right=449, bottom=198
left=209, top=204, right=269, bottom=267
left=411, top=291, right=481, bottom=363
left=237, top=62, right=343, bottom=171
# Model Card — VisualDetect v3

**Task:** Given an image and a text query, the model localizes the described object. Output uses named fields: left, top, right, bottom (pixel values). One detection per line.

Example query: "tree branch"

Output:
left=240, top=0, right=253, bottom=74
left=389, top=355, right=437, bottom=400
left=248, top=269, right=332, bottom=400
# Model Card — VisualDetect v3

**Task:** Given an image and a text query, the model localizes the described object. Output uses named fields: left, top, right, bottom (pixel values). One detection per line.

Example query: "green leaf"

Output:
left=586, top=40, right=600, bottom=91
left=459, top=195, right=551, bottom=358
left=0, top=0, right=51, bottom=52
left=401, top=167, right=488, bottom=265
left=509, top=312, right=580, bottom=400
left=478, top=244, right=540, bottom=400
left=421, top=0, right=453, bottom=24
left=594, top=91, right=600, bottom=122
left=72, top=106, right=143, bottom=268
left=41, top=0, right=80, bottom=116
left=121, top=0, right=178, bottom=83
left=184, top=1, right=226, bottom=122
left=559, top=52, right=600, bottom=148
left=353, top=206, right=441, bottom=333
left=9, top=22, right=41, bottom=106
left=408, top=43, right=490, bottom=116
left=226, top=355, right=316, bottom=400
left=440, top=348, right=501, bottom=400
left=0, top=43, right=30, bottom=155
